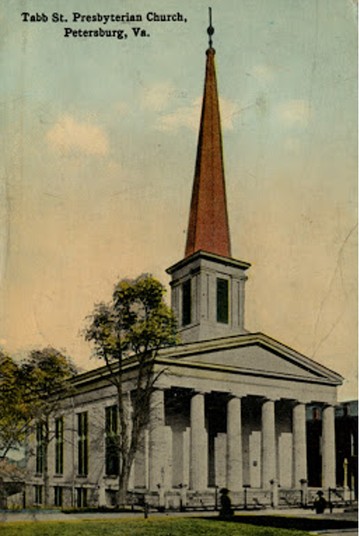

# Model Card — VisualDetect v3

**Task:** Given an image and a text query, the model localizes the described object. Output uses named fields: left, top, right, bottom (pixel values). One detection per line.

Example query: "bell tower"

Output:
left=166, top=11, right=251, bottom=343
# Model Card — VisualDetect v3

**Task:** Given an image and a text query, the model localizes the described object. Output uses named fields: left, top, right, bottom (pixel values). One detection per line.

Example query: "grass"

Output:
left=0, top=517, right=312, bottom=536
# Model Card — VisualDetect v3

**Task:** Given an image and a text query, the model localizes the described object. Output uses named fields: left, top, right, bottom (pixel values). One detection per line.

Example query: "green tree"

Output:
left=84, top=274, right=177, bottom=507
left=0, top=351, right=32, bottom=459
left=20, top=347, right=77, bottom=506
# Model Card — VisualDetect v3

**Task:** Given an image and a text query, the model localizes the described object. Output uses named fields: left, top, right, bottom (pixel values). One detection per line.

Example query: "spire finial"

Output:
left=207, top=7, right=214, bottom=48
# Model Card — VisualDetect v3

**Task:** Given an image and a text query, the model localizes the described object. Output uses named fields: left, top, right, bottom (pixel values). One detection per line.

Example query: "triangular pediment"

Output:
left=159, top=332, right=343, bottom=385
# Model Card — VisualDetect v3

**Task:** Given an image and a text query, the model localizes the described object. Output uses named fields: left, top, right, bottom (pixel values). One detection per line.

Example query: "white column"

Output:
left=190, top=392, right=208, bottom=490
left=261, top=398, right=277, bottom=489
left=125, top=393, right=135, bottom=490
left=227, top=396, right=243, bottom=490
left=98, top=485, right=106, bottom=507
left=292, top=402, right=307, bottom=487
left=144, top=429, right=149, bottom=489
left=148, top=389, right=166, bottom=491
left=322, top=405, right=336, bottom=489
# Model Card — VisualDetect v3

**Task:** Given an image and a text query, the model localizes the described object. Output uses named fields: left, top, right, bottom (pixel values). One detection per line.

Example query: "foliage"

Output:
left=0, top=351, right=31, bottom=459
left=19, top=347, right=77, bottom=506
left=20, top=347, right=77, bottom=418
left=86, top=274, right=178, bottom=362
left=0, top=347, right=77, bottom=506
left=0, top=458, right=25, bottom=480
left=84, top=274, right=178, bottom=505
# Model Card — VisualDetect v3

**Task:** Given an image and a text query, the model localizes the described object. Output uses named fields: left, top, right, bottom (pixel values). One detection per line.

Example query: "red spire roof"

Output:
left=185, top=47, right=231, bottom=258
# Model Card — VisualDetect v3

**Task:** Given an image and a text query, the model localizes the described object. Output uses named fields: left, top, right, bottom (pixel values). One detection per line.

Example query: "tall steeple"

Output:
left=167, top=11, right=250, bottom=344
left=185, top=12, right=231, bottom=258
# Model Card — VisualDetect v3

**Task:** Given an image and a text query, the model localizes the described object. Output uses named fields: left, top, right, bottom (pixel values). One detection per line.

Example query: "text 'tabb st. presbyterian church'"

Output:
left=26, top=21, right=343, bottom=509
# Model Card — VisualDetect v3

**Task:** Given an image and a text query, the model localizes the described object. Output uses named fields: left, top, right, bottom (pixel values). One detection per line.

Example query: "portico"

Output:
left=140, top=329, right=341, bottom=496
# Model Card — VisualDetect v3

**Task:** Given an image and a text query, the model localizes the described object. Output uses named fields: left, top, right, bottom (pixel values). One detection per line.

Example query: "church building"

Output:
left=25, top=22, right=343, bottom=510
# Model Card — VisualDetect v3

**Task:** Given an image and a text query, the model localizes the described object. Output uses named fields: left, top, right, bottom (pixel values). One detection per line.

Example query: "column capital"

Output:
left=290, top=399, right=307, bottom=408
left=150, top=388, right=165, bottom=405
left=191, top=390, right=206, bottom=397
left=227, top=393, right=243, bottom=401
left=261, top=396, right=277, bottom=404
left=322, top=403, right=335, bottom=409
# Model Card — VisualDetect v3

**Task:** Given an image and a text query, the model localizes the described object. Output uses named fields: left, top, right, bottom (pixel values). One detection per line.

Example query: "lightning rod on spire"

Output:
left=207, top=7, right=214, bottom=48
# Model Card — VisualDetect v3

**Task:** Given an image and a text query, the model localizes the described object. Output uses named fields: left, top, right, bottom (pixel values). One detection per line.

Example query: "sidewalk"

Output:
left=232, top=508, right=358, bottom=536
left=309, top=531, right=357, bottom=536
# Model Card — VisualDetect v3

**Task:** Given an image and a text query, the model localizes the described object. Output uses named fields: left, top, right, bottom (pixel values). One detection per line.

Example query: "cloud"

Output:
left=141, top=82, right=175, bottom=112
left=277, top=99, right=311, bottom=127
left=158, top=96, right=201, bottom=131
left=158, top=96, right=239, bottom=132
left=220, top=98, right=241, bottom=130
left=114, top=101, right=130, bottom=115
left=250, top=64, right=276, bottom=83
left=140, top=79, right=240, bottom=132
left=46, top=115, right=109, bottom=155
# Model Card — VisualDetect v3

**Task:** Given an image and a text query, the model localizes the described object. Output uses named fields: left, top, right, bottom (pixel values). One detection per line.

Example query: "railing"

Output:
left=278, top=489, right=302, bottom=508
left=128, top=486, right=357, bottom=512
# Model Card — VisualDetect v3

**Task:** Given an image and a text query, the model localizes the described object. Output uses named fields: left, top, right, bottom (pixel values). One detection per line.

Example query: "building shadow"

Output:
left=200, top=513, right=358, bottom=532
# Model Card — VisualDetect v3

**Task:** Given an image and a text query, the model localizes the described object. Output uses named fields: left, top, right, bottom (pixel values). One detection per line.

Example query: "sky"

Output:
left=0, top=0, right=357, bottom=401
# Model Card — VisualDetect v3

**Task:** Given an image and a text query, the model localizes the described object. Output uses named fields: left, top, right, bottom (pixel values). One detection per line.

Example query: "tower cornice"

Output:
left=166, top=250, right=251, bottom=276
